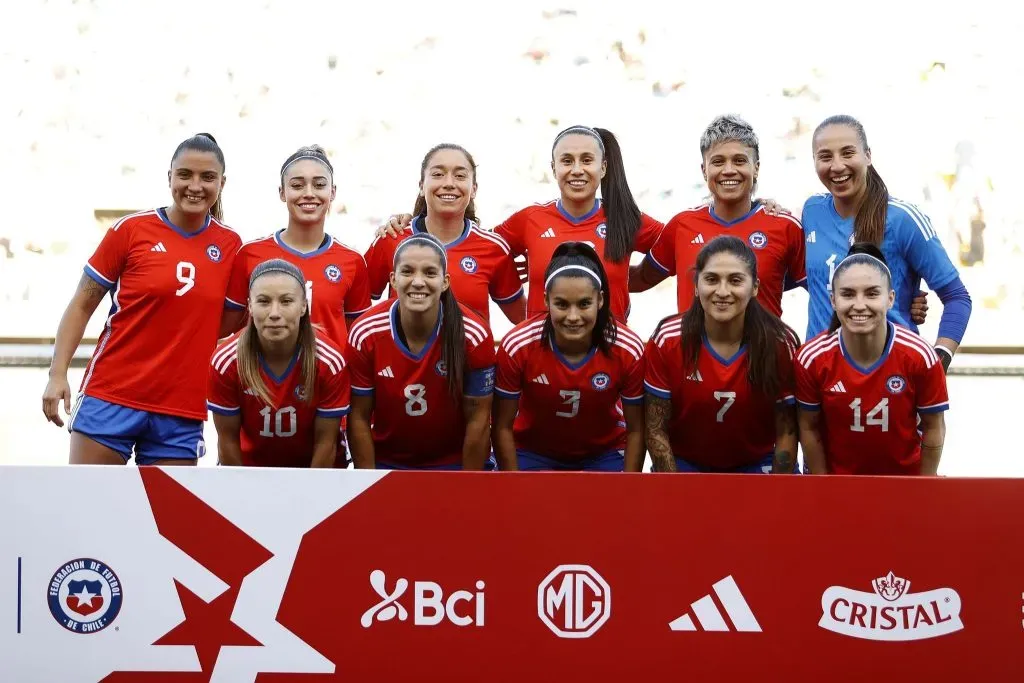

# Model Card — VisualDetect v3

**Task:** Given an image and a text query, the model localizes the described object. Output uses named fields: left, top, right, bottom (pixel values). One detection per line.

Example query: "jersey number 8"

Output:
left=404, top=384, right=427, bottom=416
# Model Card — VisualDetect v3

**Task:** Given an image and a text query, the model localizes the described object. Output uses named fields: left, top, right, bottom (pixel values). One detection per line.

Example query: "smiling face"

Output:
left=280, top=159, right=335, bottom=226
left=545, top=275, right=602, bottom=348
left=390, top=244, right=450, bottom=315
left=813, top=124, right=872, bottom=204
left=249, top=273, right=306, bottom=346
left=167, top=150, right=224, bottom=218
left=703, top=140, right=758, bottom=205
left=831, top=262, right=894, bottom=335
left=696, top=251, right=758, bottom=325
left=419, top=148, right=476, bottom=220
left=551, top=133, right=606, bottom=205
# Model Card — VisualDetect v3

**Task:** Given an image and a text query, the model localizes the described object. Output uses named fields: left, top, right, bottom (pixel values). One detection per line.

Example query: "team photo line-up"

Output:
left=38, top=113, right=971, bottom=475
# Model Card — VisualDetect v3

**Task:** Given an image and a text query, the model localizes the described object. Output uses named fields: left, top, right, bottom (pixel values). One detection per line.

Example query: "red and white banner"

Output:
left=2, top=467, right=1023, bottom=681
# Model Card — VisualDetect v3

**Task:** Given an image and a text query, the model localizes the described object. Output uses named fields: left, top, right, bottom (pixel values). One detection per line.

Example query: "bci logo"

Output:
left=360, top=569, right=485, bottom=628
left=537, top=564, right=611, bottom=638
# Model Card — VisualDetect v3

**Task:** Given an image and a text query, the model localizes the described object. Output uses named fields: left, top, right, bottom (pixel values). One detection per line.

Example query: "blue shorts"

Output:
left=377, top=454, right=497, bottom=471
left=517, top=449, right=624, bottom=472
left=671, top=453, right=800, bottom=474
left=69, top=395, right=204, bottom=465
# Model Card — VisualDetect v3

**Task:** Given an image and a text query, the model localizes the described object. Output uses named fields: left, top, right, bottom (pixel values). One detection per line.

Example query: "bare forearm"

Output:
left=772, top=405, right=798, bottom=474
left=310, top=441, right=336, bottom=468
left=346, top=420, right=376, bottom=469
left=623, top=430, right=645, bottom=472
left=644, top=396, right=676, bottom=472
left=218, top=439, right=244, bottom=466
left=919, top=422, right=945, bottom=475
left=50, top=279, right=105, bottom=377
left=493, top=427, right=518, bottom=471
left=462, top=420, right=491, bottom=471
left=799, top=432, right=827, bottom=474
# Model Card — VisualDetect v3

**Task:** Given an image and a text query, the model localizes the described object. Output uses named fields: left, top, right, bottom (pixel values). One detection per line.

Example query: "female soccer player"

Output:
left=796, top=249, right=948, bottom=475
left=345, top=233, right=496, bottom=470
left=363, top=143, right=525, bottom=326
left=378, top=126, right=665, bottom=321
left=222, top=145, right=372, bottom=345
left=645, top=235, right=801, bottom=473
left=208, top=259, right=351, bottom=467
left=802, top=115, right=971, bottom=371
left=41, top=133, right=241, bottom=465
left=494, top=242, right=646, bottom=472
left=631, top=115, right=806, bottom=318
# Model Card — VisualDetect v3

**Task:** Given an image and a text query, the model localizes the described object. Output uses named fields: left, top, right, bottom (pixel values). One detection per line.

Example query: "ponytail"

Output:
left=171, top=132, right=225, bottom=222
left=594, top=128, right=641, bottom=263
left=413, top=143, right=479, bottom=225
left=439, top=289, right=467, bottom=398
left=679, top=235, right=800, bottom=397
left=814, top=115, right=888, bottom=246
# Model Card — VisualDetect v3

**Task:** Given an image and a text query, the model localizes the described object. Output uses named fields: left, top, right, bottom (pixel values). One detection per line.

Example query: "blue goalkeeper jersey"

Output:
left=801, top=193, right=960, bottom=339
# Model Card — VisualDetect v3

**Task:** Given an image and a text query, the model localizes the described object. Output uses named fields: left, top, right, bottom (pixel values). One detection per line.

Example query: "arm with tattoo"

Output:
left=772, top=402, right=798, bottom=474
left=645, top=395, right=676, bottom=472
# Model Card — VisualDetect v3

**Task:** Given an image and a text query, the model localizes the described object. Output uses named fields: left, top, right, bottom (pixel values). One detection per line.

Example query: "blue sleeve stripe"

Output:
left=317, top=406, right=351, bottom=418
left=351, top=386, right=374, bottom=396
left=224, top=297, right=245, bottom=310
left=345, top=307, right=370, bottom=320
left=494, top=387, right=521, bottom=399
left=492, top=288, right=525, bottom=304
left=918, top=402, right=949, bottom=414
left=83, top=264, right=114, bottom=288
left=777, top=396, right=796, bottom=406
left=797, top=400, right=820, bottom=411
left=644, top=382, right=671, bottom=400
left=644, top=252, right=670, bottom=275
left=207, top=402, right=240, bottom=416
left=621, top=395, right=644, bottom=406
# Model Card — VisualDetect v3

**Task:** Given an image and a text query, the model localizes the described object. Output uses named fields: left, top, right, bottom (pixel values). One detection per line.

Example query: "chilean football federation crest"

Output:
left=47, top=558, right=123, bottom=634
left=435, top=360, right=448, bottom=377
left=294, top=384, right=309, bottom=401
left=748, top=231, right=768, bottom=250
left=206, top=244, right=222, bottom=262
left=886, top=375, right=907, bottom=394
left=596, top=223, right=607, bottom=239
left=324, top=264, right=342, bottom=283
left=460, top=256, right=479, bottom=274
left=591, top=372, right=611, bottom=391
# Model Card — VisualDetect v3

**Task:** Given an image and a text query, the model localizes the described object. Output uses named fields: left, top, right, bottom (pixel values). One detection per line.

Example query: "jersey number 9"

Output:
left=176, top=261, right=196, bottom=296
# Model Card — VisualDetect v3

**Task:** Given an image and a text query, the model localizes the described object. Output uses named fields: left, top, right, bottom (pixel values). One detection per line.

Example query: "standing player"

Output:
left=41, top=133, right=241, bottom=465
left=378, top=126, right=665, bottom=321
left=363, top=143, right=525, bottom=326
left=208, top=259, right=351, bottom=467
left=493, top=242, right=646, bottom=472
left=796, top=249, right=948, bottom=475
left=631, top=115, right=806, bottom=318
left=802, top=115, right=971, bottom=370
left=345, top=233, right=495, bottom=470
left=222, top=145, right=372, bottom=345
left=645, top=236, right=800, bottom=473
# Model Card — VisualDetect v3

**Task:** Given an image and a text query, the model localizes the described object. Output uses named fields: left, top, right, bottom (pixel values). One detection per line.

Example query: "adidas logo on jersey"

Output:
left=806, top=231, right=816, bottom=243
left=378, top=366, right=394, bottom=378
left=531, top=374, right=550, bottom=385
left=150, top=242, right=167, bottom=252
left=669, top=575, right=762, bottom=633
left=243, top=388, right=259, bottom=396
left=829, top=381, right=847, bottom=393
left=540, top=228, right=557, bottom=238
left=686, top=370, right=703, bottom=382
left=690, top=234, right=705, bottom=245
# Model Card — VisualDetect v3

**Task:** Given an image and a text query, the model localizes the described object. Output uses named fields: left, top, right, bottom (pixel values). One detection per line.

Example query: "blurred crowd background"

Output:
left=2, top=0, right=1021, bottom=344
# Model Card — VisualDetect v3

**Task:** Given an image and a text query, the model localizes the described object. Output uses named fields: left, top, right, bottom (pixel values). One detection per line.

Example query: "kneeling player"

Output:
left=645, top=235, right=800, bottom=473
left=796, top=247, right=948, bottom=475
left=345, top=233, right=495, bottom=470
left=493, top=242, right=645, bottom=472
left=208, top=259, right=351, bottom=467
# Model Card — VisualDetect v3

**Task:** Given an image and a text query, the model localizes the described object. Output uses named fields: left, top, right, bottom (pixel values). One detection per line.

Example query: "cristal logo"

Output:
left=360, top=569, right=485, bottom=628
left=819, top=571, right=963, bottom=641
left=537, top=564, right=611, bottom=639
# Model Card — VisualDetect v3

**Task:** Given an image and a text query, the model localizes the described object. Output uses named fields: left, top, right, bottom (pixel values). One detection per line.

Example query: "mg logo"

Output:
left=537, top=564, right=611, bottom=638
left=360, top=569, right=485, bottom=628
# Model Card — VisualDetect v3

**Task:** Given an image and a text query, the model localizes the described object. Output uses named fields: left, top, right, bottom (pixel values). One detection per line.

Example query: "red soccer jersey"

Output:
left=795, top=323, right=949, bottom=475
left=494, top=315, right=645, bottom=461
left=345, top=300, right=496, bottom=467
left=646, top=204, right=806, bottom=317
left=493, top=200, right=664, bottom=320
left=206, top=331, right=351, bottom=467
left=225, top=230, right=372, bottom=347
left=80, top=209, right=241, bottom=420
left=644, top=316, right=796, bottom=470
left=363, top=218, right=522, bottom=325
